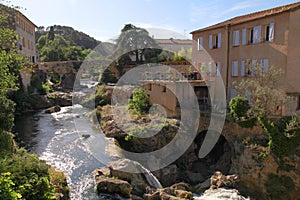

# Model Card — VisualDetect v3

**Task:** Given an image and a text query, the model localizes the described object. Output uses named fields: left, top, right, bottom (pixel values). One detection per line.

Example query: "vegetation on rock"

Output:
left=128, top=88, right=150, bottom=115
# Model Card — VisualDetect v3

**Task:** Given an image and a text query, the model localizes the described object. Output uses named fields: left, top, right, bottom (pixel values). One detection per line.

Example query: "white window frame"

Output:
left=198, top=36, right=203, bottom=51
left=233, top=30, right=240, bottom=46
left=269, top=22, right=275, bottom=42
left=242, top=28, right=247, bottom=45
left=218, top=32, right=222, bottom=48
left=209, top=35, right=213, bottom=49
left=241, top=60, right=245, bottom=76
left=232, top=61, right=239, bottom=76
left=253, top=25, right=262, bottom=44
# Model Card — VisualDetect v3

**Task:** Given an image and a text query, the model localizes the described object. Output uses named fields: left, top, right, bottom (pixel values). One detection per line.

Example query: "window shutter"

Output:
left=241, top=60, right=245, bottom=76
left=208, top=62, right=212, bottom=74
left=218, top=33, right=222, bottom=47
left=216, top=62, right=221, bottom=76
left=252, top=59, right=257, bottom=75
left=232, top=61, right=238, bottom=76
left=253, top=25, right=261, bottom=43
left=198, top=37, right=203, bottom=50
left=263, top=59, right=269, bottom=73
left=209, top=35, right=213, bottom=49
left=242, top=28, right=247, bottom=45
left=269, top=22, right=274, bottom=41
left=233, top=30, right=240, bottom=46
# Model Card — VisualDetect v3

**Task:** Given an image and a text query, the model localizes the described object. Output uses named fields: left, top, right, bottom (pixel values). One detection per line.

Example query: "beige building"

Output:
left=0, top=4, right=38, bottom=63
left=191, top=2, right=300, bottom=115
left=155, top=38, right=192, bottom=53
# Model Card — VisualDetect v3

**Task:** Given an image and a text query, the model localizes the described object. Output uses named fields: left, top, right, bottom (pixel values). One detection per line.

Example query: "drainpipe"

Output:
left=226, top=24, right=231, bottom=103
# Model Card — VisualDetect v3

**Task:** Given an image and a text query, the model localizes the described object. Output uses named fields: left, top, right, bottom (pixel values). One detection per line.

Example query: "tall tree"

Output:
left=114, top=24, right=159, bottom=64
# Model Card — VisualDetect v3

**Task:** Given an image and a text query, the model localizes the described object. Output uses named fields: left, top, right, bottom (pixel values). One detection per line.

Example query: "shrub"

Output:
left=128, top=88, right=150, bottom=115
left=0, top=149, right=56, bottom=200
left=0, top=172, right=22, bottom=200
left=264, top=116, right=300, bottom=158
left=229, top=95, right=256, bottom=128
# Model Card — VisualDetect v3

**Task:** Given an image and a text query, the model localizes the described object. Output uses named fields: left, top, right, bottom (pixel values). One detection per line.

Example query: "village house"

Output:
left=0, top=4, right=38, bottom=63
left=191, top=2, right=300, bottom=115
left=155, top=38, right=192, bottom=53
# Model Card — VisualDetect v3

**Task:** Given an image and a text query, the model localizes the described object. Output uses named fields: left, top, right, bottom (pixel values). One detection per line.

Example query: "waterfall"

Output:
left=136, top=163, right=163, bottom=189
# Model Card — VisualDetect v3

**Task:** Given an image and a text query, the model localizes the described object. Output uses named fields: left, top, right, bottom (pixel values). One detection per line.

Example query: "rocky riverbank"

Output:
left=14, top=91, right=73, bottom=114
left=94, top=105, right=300, bottom=199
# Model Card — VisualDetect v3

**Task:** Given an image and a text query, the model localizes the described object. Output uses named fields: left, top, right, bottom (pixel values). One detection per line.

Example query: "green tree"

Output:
left=128, top=88, right=150, bottom=115
left=114, top=24, right=159, bottom=64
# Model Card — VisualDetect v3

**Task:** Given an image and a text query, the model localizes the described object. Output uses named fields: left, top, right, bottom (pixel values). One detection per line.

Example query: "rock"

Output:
left=210, top=171, right=239, bottom=189
left=194, top=188, right=249, bottom=200
left=45, top=105, right=61, bottom=114
left=193, top=178, right=211, bottom=193
left=81, top=134, right=90, bottom=139
left=153, top=165, right=178, bottom=187
left=94, top=159, right=152, bottom=196
left=144, top=183, right=193, bottom=200
left=50, top=92, right=73, bottom=107
left=28, top=94, right=54, bottom=109
left=94, top=176, right=132, bottom=198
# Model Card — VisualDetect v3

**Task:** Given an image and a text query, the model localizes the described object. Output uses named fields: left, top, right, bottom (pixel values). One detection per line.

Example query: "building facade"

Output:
left=15, top=11, right=37, bottom=63
left=0, top=4, right=38, bottom=63
left=155, top=38, right=192, bottom=53
left=191, top=2, right=300, bottom=115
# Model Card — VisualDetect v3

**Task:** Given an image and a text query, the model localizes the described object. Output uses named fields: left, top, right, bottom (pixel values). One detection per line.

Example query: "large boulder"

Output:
left=194, top=188, right=249, bottom=200
left=93, top=159, right=152, bottom=196
left=94, top=176, right=132, bottom=198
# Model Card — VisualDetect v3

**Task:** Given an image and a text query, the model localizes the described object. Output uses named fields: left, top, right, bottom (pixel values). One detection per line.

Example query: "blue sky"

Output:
left=8, top=0, right=299, bottom=41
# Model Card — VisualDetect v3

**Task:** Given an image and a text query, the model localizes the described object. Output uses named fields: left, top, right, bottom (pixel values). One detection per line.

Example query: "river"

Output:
left=14, top=104, right=110, bottom=200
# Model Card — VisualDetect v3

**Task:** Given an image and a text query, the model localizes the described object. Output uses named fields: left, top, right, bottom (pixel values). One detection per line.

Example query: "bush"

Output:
left=128, top=88, right=150, bottom=115
left=263, top=116, right=300, bottom=158
left=40, top=82, right=52, bottom=95
left=0, top=172, right=22, bottom=200
left=0, top=149, right=56, bottom=200
left=229, top=95, right=256, bottom=128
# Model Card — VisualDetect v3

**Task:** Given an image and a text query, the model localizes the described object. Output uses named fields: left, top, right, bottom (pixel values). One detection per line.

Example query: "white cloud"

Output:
left=219, top=0, right=258, bottom=16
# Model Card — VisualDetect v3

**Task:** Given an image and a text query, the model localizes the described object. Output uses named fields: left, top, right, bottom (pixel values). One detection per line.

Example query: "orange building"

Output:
left=0, top=4, right=38, bottom=63
left=191, top=2, right=300, bottom=115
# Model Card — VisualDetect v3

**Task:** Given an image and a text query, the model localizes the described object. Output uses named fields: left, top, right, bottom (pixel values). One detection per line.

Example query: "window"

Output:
left=249, top=28, right=254, bottom=44
left=198, top=36, right=203, bottom=50
left=232, top=61, right=239, bottom=76
left=147, top=84, right=152, bottom=91
left=246, top=59, right=252, bottom=76
left=209, top=35, right=213, bottom=49
left=265, top=22, right=275, bottom=42
left=161, top=85, right=166, bottom=92
left=245, top=90, right=251, bottom=102
left=233, top=30, right=240, bottom=46
left=241, top=60, right=245, bottom=76
left=22, top=37, right=25, bottom=47
left=253, top=25, right=262, bottom=44
left=242, top=28, right=247, bottom=45
left=209, top=33, right=221, bottom=49
left=260, top=59, right=269, bottom=74
left=216, top=62, right=221, bottom=76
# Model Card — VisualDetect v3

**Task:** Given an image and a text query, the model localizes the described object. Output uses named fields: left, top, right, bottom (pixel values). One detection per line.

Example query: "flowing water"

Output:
left=14, top=104, right=107, bottom=200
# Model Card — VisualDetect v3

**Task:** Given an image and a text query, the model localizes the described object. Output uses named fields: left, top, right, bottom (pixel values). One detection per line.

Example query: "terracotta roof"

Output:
left=155, top=38, right=192, bottom=45
left=191, top=1, right=300, bottom=33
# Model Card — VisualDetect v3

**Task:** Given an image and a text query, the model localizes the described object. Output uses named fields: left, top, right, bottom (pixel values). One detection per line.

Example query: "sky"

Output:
left=7, top=0, right=300, bottom=41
